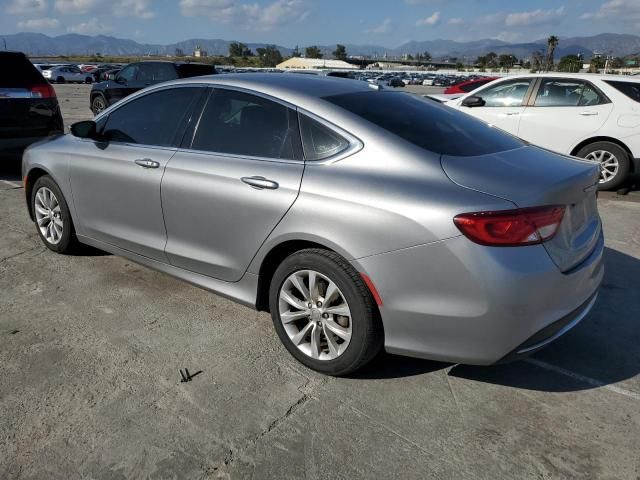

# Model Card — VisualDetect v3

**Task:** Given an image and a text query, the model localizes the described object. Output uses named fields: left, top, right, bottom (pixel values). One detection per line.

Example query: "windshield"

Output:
left=323, top=91, right=524, bottom=156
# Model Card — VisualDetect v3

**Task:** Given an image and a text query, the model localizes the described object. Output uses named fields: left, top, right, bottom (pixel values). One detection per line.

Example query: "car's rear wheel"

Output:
left=269, top=249, right=383, bottom=376
left=32, top=176, right=78, bottom=254
left=577, top=141, right=631, bottom=191
left=56, top=76, right=65, bottom=84
left=85, top=77, right=93, bottom=84
left=91, top=95, right=107, bottom=115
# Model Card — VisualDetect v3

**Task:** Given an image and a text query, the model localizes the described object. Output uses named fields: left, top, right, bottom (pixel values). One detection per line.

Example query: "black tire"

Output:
left=56, top=76, right=65, bottom=84
left=576, top=141, right=631, bottom=191
left=85, top=77, right=93, bottom=84
left=31, top=175, right=79, bottom=254
left=91, top=95, right=107, bottom=115
left=269, top=248, right=383, bottom=376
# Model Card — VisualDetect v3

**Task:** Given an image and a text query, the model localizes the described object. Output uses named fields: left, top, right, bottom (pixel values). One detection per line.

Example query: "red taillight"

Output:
left=454, top=206, right=565, bottom=247
left=29, top=84, right=56, bottom=99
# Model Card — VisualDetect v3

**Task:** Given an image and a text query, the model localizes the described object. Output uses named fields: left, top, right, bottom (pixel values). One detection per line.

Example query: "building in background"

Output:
left=276, top=57, right=354, bottom=70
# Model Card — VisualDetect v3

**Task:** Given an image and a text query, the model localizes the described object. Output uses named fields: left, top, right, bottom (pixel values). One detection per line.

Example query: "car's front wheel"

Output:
left=577, top=141, right=631, bottom=191
left=269, top=249, right=383, bottom=376
left=31, top=175, right=78, bottom=254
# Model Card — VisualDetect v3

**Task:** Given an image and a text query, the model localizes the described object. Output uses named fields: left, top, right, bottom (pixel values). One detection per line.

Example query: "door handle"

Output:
left=579, top=111, right=598, bottom=116
left=241, top=176, right=279, bottom=190
left=135, top=158, right=160, bottom=169
left=505, top=111, right=520, bottom=116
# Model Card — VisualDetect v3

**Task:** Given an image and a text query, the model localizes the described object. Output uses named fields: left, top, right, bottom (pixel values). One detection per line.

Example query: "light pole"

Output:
left=2, top=38, right=6, bottom=50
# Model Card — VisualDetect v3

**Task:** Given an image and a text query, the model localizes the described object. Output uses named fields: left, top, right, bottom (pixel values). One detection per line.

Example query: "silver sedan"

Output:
left=22, top=74, right=604, bottom=375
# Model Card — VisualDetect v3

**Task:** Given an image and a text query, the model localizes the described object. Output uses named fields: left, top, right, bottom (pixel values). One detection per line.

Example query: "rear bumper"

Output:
left=0, top=136, right=51, bottom=157
left=354, top=231, right=604, bottom=365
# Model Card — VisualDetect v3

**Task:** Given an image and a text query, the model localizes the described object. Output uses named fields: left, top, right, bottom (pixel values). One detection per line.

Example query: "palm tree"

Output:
left=546, top=35, right=559, bottom=71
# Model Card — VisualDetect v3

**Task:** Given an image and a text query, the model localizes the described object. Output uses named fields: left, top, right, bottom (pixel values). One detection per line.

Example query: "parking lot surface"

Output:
left=1, top=84, right=640, bottom=480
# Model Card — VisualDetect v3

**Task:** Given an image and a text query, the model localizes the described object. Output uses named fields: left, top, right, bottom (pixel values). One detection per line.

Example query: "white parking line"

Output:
left=0, top=180, right=23, bottom=189
left=525, top=358, right=640, bottom=401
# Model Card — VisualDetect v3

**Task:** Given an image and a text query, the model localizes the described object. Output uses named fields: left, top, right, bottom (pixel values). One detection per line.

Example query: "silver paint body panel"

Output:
left=22, top=74, right=603, bottom=365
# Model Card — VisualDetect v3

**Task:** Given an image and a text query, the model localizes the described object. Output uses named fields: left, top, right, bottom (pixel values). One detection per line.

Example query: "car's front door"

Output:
left=453, top=78, right=534, bottom=135
left=162, top=87, right=305, bottom=282
left=68, top=86, right=204, bottom=260
left=518, top=78, right=614, bottom=154
left=107, top=64, right=139, bottom=104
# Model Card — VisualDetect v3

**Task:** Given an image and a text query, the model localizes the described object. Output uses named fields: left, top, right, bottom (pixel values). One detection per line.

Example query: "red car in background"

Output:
left=445, top=77, right=498, bottom=94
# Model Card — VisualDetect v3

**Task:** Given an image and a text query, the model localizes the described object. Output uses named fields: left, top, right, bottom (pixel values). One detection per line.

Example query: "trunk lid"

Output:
left=441, top=145, right=601, bottom=272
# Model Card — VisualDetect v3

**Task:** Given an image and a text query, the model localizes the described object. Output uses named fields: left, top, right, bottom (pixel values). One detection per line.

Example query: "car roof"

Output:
left=491, top=72, right=640, bottom=83
left=169, top=73, right=373, bottom=104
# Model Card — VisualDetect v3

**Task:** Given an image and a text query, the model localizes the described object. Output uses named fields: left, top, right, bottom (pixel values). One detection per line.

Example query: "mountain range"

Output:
left=2, top=32, right=640, bottom=60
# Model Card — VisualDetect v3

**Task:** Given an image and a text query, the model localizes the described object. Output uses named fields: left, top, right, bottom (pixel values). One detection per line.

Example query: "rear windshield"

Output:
left=605, top=80, right=640, bottom=103
left=323, top=91, right=524, bottom=156
left=0, top=53, right=45, bottom=87
left=177, top=64, right=216, bottom=78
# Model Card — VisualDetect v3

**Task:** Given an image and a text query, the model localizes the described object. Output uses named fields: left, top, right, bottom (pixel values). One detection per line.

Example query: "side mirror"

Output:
left=70, top=120, right=97, bottom=139
left=461, top=95, right=486, bottom=108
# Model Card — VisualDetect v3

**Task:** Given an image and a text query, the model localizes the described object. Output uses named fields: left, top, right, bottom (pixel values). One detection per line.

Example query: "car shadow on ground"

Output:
left=0, top=155, right=22, bottom=182
left=353, top=247, right=640, bottom=394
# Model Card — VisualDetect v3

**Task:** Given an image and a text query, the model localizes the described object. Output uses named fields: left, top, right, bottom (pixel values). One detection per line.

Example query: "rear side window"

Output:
left=534, top=79, right=606, bottom=107
left=0, top=53, right=45, bottom=87
left=103, top=87, right=202, bottom=146
left=299, top=114, right=350, bottom=160
left=190, top=88, right=301, bottom=160
left=324, top=91, right=524, bottom=157
left=177, top=64, right=216, bottom=78
left=137, top=63, right=178, bottom=83
left=605, top=80, right=640, bottom=103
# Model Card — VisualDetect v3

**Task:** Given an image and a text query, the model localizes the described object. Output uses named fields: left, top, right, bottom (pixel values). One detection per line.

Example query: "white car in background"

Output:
left=42, top=65, right=93, bottom=84
left=448, top=73, right=640, bottom=189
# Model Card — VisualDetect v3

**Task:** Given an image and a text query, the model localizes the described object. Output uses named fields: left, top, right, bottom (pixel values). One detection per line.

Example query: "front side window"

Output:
left=102, top=87, right=202, bottom=146
left=190, top=88, right=301, bottom=160
left=299, top=114, right=350, bottom=161
left=475, top=79, right=533, bottom=107
left=117, top=65, right=138, bottom=83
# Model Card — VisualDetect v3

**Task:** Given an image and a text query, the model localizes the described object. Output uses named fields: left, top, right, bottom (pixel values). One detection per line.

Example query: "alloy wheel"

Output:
left=585, top=150, right=619, bottom=184
left=92, top=97, right=106, bottom=114
left=34, top=187, right=64, bottom=245
left=278, top=270, right=352, bottom=360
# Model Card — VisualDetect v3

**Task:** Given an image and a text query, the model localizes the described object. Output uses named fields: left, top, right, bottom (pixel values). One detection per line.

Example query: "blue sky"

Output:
left=2, top=0, right=639, bottom=46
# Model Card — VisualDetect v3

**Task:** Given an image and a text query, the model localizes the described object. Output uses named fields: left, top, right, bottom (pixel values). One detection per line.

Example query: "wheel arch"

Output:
left=25, top=167, right=52, bottom=221
left=570, top=136, right=635, bottom=172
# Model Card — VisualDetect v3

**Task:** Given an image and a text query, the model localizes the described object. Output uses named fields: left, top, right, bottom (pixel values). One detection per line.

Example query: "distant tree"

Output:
left=545, top=35, right=559, bottom=71
left=531, top=50, right=545, bottom=72
left=589, top=56, right=605, bottom=73
left=292, top=45, right=301, bottom=57
left=476, top=52, right=498, bottom=69
left=423, top=51, right=432, bottom=61
left=229, top=42, right=253, bottom=57
left=498, top=54, right=516, bottom=70
left=256, top=45, right=283, bottom=67
left=557, top=54, right=582, bottom=72
left=175, top=48, right=185, bottom=57
left=455, top=62, right=465, bottom=71
left=305, top=46, right=323, bottom=59
left=406, top=54, right=414, bottom=60
left=333, top=44, right=347, bottom=61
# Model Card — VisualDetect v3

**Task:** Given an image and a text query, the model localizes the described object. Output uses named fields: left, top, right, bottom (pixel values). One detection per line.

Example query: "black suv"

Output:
left=0, top=52, right=64, bottom=160
left=90, top=61, right=216, bottom=114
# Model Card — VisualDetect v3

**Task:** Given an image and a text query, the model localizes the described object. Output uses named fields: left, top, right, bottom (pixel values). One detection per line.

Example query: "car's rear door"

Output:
left=518, top=78, right=614, bottom=154
left=453, top=78, right=535, bottom=135
left=68, top=85, right=204, bottom=260
left=161, top=87, right=304, bottom=282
